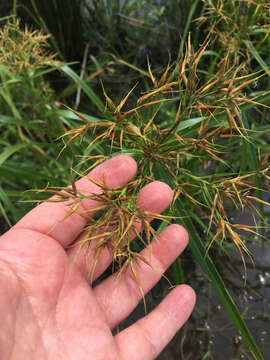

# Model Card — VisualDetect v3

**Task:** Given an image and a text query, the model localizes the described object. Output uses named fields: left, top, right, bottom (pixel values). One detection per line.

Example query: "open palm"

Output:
left=0, top=156, right=195, bottom=360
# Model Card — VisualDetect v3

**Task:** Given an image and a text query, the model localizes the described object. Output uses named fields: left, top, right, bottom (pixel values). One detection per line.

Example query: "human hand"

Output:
left=0, top=155, right=195, bottom=360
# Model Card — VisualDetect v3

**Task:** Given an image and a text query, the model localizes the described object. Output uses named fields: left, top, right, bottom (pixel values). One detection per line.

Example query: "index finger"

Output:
left=12, top=155, right=137, bottom=247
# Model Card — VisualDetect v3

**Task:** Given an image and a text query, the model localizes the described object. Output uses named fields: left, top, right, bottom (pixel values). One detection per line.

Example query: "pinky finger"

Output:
left=115, top=284, right=196, bottom=360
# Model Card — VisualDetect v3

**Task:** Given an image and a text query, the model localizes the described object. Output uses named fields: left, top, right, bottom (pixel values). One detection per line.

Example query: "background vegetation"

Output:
left=0, top=1, right=269, bottom=359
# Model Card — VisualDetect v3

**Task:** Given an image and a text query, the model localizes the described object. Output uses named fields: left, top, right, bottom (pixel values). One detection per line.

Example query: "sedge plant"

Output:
left=33, top=36, right=270, bottom=360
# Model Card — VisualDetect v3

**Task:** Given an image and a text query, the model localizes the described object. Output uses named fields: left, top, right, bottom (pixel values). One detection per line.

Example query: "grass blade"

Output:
left=60, top=65, right=105, bottom=113
left=0, top=115, right=35, bottom=127
left=243, top=40, right=270, bottom=76
left=0, top=185, right=20, bottom=225
left=177, top=116, right=206, bottom=131
left=0, top=143, right=28, bottom=167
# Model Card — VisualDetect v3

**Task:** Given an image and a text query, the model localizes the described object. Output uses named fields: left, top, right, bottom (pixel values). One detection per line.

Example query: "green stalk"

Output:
left=178, top=0, right=200, bottom=58
left=171, top=258, right=184, bottom=284
left=12, top=0, right=17, bottom=16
